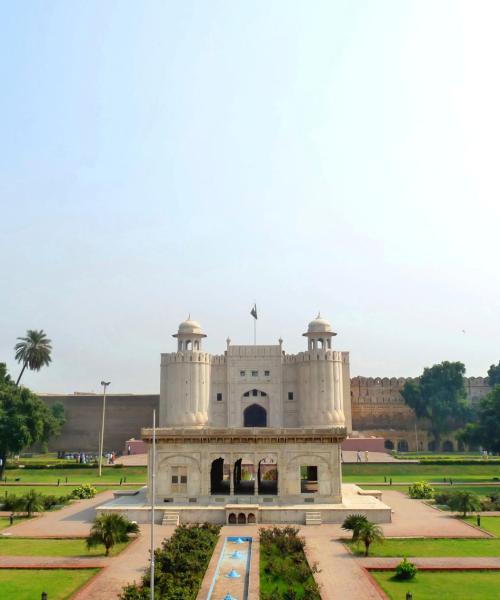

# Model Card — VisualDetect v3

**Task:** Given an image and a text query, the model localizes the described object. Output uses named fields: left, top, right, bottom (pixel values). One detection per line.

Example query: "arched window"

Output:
left=243, top=404, right=267, bottom=427
left=397, top=440, right=409, bottom=452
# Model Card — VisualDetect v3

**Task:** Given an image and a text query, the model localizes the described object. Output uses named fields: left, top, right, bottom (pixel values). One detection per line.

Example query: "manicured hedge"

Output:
left=120, top=523, right=220, bottom=600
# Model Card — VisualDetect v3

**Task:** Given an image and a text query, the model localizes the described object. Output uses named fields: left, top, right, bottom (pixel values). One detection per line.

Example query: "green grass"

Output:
left=465, top=516, right=500, bottom=536
left=347, top=537, right=500, bottom=557
left=372, top=569, right=500, bottom=600
left=0, top=516, right=31, bottom=530
left=342, top=463, right=500, bottom=483
left=361, top=484, right=500, bottom=496
left=0, top=537, right=128, bottom=557
left=0, top=484, right=141, bottom=499
left=0, top=568, right=99, bottom=600
left=3, top=465, right=147, bottom=484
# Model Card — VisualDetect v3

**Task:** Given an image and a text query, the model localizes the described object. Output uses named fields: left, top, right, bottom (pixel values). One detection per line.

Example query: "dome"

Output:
left=175, top=316, right=205, bottom=337
left=304, top=313, right=337, bottom=336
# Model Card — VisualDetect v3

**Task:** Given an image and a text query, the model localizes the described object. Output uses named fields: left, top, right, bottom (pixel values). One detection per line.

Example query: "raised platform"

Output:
left=96, top=484, right=391, bottom=525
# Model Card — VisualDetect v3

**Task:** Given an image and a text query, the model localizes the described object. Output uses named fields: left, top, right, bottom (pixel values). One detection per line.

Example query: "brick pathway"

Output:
left=71, top=524, right=175, bottom=600
left=361, top=556, right=500, bottom=569
left=0, top=556, right=108, bottom=568
left=1, top=491, right=115, bottom=537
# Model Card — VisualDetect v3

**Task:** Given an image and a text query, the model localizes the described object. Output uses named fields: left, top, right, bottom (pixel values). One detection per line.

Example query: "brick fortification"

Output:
left=39, top=376, right=491, bottom=453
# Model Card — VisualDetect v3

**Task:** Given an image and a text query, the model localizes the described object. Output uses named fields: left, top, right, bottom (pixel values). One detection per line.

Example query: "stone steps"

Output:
left=305, top=511, right=322, bottom=525
left=162, top=511, right=179, bottom=526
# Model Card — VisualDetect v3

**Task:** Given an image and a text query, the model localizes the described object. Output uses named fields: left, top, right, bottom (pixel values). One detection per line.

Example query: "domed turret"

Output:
left=303, top=313, right=337, bottom=350
left=173, top=315, right=206, bottom=351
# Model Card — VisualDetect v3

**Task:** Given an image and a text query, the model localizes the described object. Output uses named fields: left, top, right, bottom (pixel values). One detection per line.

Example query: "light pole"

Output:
left=98, top=381, right=111, bottom=477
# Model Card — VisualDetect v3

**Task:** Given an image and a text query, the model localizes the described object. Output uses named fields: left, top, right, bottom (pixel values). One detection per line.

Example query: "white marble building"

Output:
left=99, top=315, right=391, bottom=525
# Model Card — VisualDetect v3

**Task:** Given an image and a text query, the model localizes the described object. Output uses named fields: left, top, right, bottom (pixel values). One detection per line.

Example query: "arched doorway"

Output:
left=397, top=440, right=409, bottom=452
left=384, top=439, right=394, bottom=450
left=442, top=440, right=454, bottom=452
left=210, top=458, right=230, bottom=495
left=233, top=458, right=255, bottom=495
left=248, top=513, right=256, bottom=523
left=228, top=513, right=236, bottom=524
left=257, top=457, right=278, bottom=495
left=237, top=513, right=246, bottom=524
left=243, top=404, right=267, bottom=427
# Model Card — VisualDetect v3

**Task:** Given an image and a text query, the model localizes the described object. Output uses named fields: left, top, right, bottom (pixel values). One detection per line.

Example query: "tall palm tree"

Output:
left=14, top=329, right=52, bottom=385
left=358, top=521, right=384, bottom=556
left=86, top=514, right=139, bottom=556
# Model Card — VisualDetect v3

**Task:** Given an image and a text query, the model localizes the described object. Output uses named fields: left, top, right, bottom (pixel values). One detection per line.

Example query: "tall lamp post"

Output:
left=98, top=380, right=111, bottom=477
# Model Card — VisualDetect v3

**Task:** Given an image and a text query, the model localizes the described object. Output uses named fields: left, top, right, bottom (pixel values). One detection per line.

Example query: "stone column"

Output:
left=254, top=453, right=258, bottom=496
left=229, top=457, right=234, bottom=496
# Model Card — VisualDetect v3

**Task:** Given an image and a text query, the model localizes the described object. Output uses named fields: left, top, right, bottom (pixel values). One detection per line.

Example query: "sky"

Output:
left=1, top=1, right=499, bottom=394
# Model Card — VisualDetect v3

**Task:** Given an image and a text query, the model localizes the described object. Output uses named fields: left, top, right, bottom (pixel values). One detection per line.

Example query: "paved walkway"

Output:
left=72, top=524, right=175, bottom=600
left=1, top=491, right=115, bottom=537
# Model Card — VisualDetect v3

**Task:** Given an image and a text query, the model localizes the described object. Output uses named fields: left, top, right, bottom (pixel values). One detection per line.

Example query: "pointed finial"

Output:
left=187, top=313, right=191, bottom=320
left=317, top=311, right=321, bottom=319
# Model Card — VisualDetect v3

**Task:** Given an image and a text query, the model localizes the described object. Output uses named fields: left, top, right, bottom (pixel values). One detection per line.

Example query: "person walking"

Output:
left=356, top=450, right=362, bottom=463
left=365, top=450, right=369, bottom=463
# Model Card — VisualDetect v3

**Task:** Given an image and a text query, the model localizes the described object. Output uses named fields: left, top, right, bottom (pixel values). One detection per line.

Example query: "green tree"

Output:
left=18, top=489, right=44, bottom=517
left=487, top=362, right=500, bottom=387
left=448, top=490, right=481, bottom=518
left=458, top=386, right=500, bottom=453
left=341, top=514, right=368, bottom=542
left=14, top=329, right=52, bottom=385
left=0, top=368, right=64, bottom=477
left=401, top=361, right=470, bottom=447
left=357, top=521, right=384, bottom=557
left=87, top=513, right=139, bottom=556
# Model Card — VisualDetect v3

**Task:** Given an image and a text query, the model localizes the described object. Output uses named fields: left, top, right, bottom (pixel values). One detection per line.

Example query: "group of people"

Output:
left=356, top=450, right=369, bottom=463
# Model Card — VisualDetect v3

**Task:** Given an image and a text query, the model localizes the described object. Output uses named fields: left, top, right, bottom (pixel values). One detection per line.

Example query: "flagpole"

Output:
left=254, top=316, right=256, bottom=345
left=150, top=409, right=156, bottom=600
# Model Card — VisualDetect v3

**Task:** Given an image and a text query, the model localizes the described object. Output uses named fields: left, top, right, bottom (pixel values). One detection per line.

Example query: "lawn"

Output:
left=0, top=568, right=99, bottom=600
left=0, top=537, right=128, bottom=557
left=347, top=537, right=500, bottom=557
left=0, top=484, right=142, bottom=499
left=2, top=465, right=147, bottom=484
left=372, top=569, right=500, bottom=600
left=464, top=516, right=500, bottom=536
left=342, top=463, right=500, bottom=484
left=361, top=484, right=500, bottom=496
left=0, top=516, right=31, bottom=530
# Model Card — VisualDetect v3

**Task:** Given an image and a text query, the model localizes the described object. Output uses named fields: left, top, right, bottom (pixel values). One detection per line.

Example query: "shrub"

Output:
left=71, top=484, right=97, bottom=499
left=1, top=493, right=21, bottom=511
left=341, top=514, right=369, bottom=542
left=87, top=513, right=139, bottom=556
left=448, top=490, right=481, bottom=517
left=434, top=491, right=452, bottom=505
left=42, top=494, right=70, bottom=510
left=395, top=558, right=418, bottom=580
left=408, top=481, right=434, bottom=499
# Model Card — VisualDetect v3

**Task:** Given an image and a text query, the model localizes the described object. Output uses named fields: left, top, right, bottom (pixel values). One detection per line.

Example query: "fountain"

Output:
left=234, top=537, right=245, bottom=544
left=226, top=569, right=240, bottom=579
left=230, top=550, right=242, bottom=559
left=223, top=595, right=237, bottom=600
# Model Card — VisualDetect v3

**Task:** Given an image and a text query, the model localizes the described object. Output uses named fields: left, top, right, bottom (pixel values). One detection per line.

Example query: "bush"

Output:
left=341, top=514, right=369, bottom=542
left=408, top=481, right=434, bottom=499
left=434, top=491, right=452, bottom=505
left=70, top=484, right=97, bottom=499
left=447, top=490, right=481, bottom=517
left=42, top=494, right=70, bottom=510
left=395, top=558, right=418, bottom=580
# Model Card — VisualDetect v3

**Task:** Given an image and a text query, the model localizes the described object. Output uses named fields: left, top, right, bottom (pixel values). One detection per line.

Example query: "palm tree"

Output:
left=86, top=513, right=139, bottom=556
left=19, top=489, right=44, bottom=518
left=341, top=514, right=369, bottom=543
left=449, top=490, right=481, bottom=518
left=357, top=521, right=384, bottom=557
left=14, top=329, right=52, bottom=385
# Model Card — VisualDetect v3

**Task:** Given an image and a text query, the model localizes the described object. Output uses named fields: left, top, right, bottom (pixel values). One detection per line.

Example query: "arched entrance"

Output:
left=397, top=440, right=409, bottom=452
left=257, top=457, right=278, bottom=495
left=243, top=404, right=267, bottom=427
left=442, top=440, right=454, bottom=452
left=210, top=457, right=230, bottom=495
left=228, top=513, right=236, bottom=524
left=384, top=439, right=394, bottom=450
left=237, top=513, right=246, bottom=524
left=233, top=458, right=255, bottom=495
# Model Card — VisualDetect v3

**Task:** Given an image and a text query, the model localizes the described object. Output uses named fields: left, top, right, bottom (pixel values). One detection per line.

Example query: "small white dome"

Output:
left=177, top=318, right=203, bottom=335
left=305, top=313, right=336, bottom=335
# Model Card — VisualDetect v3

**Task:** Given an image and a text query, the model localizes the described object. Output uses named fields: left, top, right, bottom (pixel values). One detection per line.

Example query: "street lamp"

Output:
left=98, top=381, right=111, bottom=477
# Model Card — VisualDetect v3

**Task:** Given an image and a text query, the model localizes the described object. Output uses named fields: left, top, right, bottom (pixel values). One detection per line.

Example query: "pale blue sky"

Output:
left=1, top=1, right=499, bottom=393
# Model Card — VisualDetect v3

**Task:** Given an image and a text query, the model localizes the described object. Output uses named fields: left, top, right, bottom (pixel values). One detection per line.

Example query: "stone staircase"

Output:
left=161, top=511, right=180, bottom=526
left=305, top=511, right=322, bottom=525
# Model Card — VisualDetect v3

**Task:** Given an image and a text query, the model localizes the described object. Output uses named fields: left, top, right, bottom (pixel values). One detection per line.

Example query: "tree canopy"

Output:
left=458, top=385, right=500, bottom=453
left=487, top=361, right=500, bottom=387
left=14, top=329, right=52, bottom=385
left=401, top=361, right=470, bottom=444
left=0, top=365, right=64, bottom=476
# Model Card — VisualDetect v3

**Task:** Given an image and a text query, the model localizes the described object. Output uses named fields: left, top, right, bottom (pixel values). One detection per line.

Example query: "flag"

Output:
left=250, top=304, right=258, bottom=320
